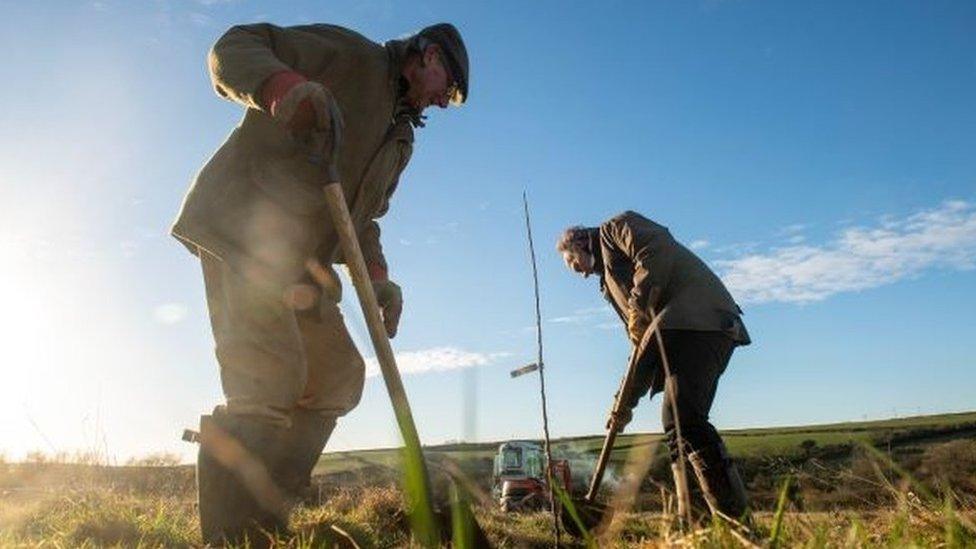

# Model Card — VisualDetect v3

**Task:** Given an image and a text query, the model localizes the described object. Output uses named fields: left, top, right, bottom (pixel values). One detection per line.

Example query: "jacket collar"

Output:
left=385, top=39, right=426, bottom=128
left=587, top=227, right=605, bottom=274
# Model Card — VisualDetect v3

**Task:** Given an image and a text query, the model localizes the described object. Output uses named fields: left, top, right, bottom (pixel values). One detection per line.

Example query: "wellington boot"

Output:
left=197, top=411, right=289, bottom=547
left=276, top=410, right=336, bottom=500
left=687, top=442, right=749, bottom=521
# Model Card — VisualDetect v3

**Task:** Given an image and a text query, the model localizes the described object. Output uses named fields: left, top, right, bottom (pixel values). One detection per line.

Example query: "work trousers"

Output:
left=627, top=330, right=736, bottom=460
left=200, top=250, right=365, bottom=428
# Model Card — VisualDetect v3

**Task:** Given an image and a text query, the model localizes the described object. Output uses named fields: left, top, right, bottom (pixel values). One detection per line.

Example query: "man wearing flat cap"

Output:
left=171, top=21, right=469, bottom=544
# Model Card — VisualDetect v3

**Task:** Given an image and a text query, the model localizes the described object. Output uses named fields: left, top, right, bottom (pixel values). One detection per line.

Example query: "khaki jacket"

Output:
left=171, top=23, right=416, bottom=284
left=598, top=211, right=751, bottom=345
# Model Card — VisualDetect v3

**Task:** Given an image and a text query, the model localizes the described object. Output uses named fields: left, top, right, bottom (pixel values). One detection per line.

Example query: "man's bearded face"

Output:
left=562, top=244, right=596, bottom=278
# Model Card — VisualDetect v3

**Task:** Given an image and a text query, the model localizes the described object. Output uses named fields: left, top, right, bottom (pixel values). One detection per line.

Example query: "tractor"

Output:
left=492, top=440, right=572, bottom=512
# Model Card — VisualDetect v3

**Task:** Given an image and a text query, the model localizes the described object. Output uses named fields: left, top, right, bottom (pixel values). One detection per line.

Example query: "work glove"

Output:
left=627, top=307, right=651, bottom=346
left=304, top=258, right=342, bottom=303
left=261, top=70, right=344, bottom=144
left=372, top=279, right=403, bottom=338
left=606, top=407, right=633, bottom=431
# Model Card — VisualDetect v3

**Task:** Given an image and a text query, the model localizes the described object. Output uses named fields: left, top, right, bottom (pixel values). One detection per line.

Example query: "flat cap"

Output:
left=418, top=23, right=468, bottom=104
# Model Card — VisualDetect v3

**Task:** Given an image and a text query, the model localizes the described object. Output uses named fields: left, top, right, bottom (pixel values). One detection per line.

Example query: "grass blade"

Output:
left=768, top=475, right=792, bottom=548
left=450, top=479, right=475, bottom=549
left=552, top=483, right=596, bottom=548
left=858, top=441, right=935, bottom=502
left=399, top=435, right=437, bottom=547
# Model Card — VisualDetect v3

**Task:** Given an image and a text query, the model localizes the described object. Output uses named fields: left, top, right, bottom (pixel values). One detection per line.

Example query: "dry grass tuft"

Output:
left=3, top=431, right=976, bottom=547
left=2, top=489, right=197, bottom=548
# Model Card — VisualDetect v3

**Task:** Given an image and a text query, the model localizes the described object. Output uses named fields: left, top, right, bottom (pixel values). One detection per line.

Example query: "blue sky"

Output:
left=0, top=1, right=974, bottom=462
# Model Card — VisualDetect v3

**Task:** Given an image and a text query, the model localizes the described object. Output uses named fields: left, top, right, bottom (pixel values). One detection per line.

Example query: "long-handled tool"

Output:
left=310, top=125, right=442, bottom=546
left=561, top=311, right=671, bottom=536
left=583, top=318, right=660, bottom=503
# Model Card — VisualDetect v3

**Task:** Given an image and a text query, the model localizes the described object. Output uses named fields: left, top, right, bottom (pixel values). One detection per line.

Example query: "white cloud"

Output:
left=718, top=200, right=976, bottom=304
left=689, top=239, right=710, bottom=250
left=364, top=347, right=510, bottom=378
left=549, top=306, right=614, bottom=325
left=713, top=241, right=759, bottom=256
left=153, top=303, right=188, bottom=324
left=779, top=223, right=808, bottom=235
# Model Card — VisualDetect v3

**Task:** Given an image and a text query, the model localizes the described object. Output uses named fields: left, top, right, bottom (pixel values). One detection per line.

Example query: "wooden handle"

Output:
left=584, top=315, right=661, bottom=502
left=585, top=423, right=620, bottom=502
left=321, top=184, right=410, bottom=413
left=321, top=182, right=437, bottom=546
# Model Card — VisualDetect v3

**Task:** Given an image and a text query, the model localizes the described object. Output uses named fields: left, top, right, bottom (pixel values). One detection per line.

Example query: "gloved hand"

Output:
left=627, top=307, right=650, bottom=346
left=372, top=279, right=402, bottom=338
left=606, top=407, right=633, bottom=431
left=261, top=70, right=344, bottom=141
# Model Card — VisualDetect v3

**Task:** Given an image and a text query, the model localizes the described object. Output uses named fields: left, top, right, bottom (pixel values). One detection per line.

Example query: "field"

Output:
left=2, top=411, right=975, bottom=547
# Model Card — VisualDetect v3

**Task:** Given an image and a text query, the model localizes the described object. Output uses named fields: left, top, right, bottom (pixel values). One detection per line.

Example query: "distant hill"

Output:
left=319, top=410, right=976, bottom=467
left=314, top=410, right=976, bottom=509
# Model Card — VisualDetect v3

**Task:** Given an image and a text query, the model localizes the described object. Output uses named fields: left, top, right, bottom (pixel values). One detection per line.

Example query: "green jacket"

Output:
left=171, top=23, right=416, bottom=284
left=598, top=211, right=751, bottom=345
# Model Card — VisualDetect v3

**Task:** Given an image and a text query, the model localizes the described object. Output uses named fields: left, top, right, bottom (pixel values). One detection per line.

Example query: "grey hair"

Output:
left=555, top=225, right=590, bottom=252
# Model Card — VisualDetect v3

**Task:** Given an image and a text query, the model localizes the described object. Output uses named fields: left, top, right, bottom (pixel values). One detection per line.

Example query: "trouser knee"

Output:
left=664, top=421, right=722, bottom=462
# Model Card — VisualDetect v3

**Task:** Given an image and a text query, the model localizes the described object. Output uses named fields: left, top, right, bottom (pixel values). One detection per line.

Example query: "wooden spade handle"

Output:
left=584, top=317, right=660, bottom=502
left=321, top=181, right=438, bottom=546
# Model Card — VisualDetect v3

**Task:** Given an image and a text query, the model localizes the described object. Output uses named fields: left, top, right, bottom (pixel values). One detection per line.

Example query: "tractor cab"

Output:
left=492, top=441, right=571, bottom=512
left=494, top=441, right=544, bottom=480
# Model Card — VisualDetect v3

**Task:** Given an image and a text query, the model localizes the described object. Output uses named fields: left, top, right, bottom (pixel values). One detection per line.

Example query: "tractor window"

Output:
left=525, top=451, right=542, bottom=478
left=502, top=447, right=522, bottom=470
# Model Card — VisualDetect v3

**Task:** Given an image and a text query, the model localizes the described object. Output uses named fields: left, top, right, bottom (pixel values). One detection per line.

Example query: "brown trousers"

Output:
left=200, top=251, right=365, bottom=428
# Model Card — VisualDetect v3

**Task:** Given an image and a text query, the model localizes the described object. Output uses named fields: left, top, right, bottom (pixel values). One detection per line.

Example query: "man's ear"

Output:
left=423, top=44, right=439, bottom=65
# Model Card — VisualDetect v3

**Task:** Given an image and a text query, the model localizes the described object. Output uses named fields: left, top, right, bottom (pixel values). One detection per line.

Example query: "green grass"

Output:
left=312, top=410, right=976, bottom=482
left=4, top=410, right=976, bottom=547
left=5, top=486, right=972, bottom=548
left=0, top=490, right=198, bottom=548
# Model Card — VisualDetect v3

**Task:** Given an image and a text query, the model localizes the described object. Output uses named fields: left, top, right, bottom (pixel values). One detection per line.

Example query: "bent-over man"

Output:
left=557, top=211, right=751, bottom=520
left=171, top=21, right=468, bottom=544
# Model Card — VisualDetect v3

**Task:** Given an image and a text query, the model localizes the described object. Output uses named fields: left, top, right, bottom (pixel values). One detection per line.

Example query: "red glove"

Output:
left=261, top=70, right=340, bottom=138
left=367, top=263, right=388, bottom=282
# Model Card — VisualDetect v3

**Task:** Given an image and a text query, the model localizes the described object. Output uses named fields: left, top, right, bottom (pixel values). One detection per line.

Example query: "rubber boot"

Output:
left=687, top=442, right=749, bottom=521
left=197, top=410, right=289, bottom=547
left=276, top=410, right=336, bottom=501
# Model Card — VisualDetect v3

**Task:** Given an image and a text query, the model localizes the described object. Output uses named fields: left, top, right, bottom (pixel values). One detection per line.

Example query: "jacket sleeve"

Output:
left=357, top=128, right=411, bottom=275
left=606, top=213, right=676, bottom=314
left=207, top=23, right=338, bottom=110
left=357, top=220, right=387, bottom=274
left=356, top=165, right=407, bottom=274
